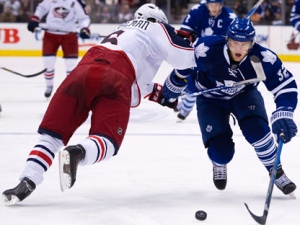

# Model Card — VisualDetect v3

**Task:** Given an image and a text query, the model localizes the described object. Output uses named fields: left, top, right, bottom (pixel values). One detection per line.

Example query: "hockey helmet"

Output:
left=206, top=0, right=223, bottom=3
left=226, top=18, right=255, bottom=42
left=134, top=3, right=168, bottom=24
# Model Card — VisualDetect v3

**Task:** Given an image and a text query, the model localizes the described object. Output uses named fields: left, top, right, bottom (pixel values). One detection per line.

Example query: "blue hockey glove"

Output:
left=79, top=27, right=91, bottom=39
left=148, top=83, right=178, bottom=109
left=27, top=15, right=40, bottom=33
left=270, top=107, right=297, bottom=143
left=162, top=69, right=188, bottom=102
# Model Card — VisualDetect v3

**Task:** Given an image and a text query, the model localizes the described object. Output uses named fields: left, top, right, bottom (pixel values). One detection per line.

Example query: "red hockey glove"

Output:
left=176, top=30, right=197, bottom=43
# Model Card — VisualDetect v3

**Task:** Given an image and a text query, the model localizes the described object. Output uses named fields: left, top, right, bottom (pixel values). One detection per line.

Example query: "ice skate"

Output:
left=177, top=112, right=189, bottom=121
left=271, top=165, right=296, bottom=197
left=59, top=145, right=86, bottom=192
left=213, top=162, right=227, bottom=190
left=44, top=85, right=53, bottom=98
left=2, top=177, right=36, bottom=205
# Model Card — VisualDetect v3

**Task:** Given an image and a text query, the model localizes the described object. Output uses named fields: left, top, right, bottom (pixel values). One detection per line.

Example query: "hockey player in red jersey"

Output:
left=2, top=3, right=195, bottom=205
left=27, top=0, right=91, bottom=98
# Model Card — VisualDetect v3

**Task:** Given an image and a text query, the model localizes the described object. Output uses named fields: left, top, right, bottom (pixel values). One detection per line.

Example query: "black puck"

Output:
left=195, top=210, right=207, bottom=221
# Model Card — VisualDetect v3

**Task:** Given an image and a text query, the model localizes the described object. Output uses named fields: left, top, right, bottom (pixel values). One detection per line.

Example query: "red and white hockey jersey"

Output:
left=100, top=20, right=196, bottom=107
left=34, top=0, right=90, bottom=34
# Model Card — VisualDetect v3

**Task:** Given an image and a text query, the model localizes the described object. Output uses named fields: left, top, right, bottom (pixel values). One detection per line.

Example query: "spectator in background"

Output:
left=270, top=0, right=282, bottom=25
left=16, top=0, right=31, bottom=22
left=0, top=5, right=17, bottom=22
left=251, top=0, right=274, bottom=25
left=118, top=2, right=133, bottom=22
left=98, top=4, right=116, bottom=23
left=232, top=0, right=247, bottom=17
left=3, top=0, right=21, bottom=16
left=0, top=0, right=5, bottom=13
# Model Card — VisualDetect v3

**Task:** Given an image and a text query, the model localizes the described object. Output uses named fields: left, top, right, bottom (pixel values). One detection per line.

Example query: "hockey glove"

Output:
left=27, top=15, right=40, bottom=33
left=176, top=30, right=197, bottom=43
left=79, top=27, right=91, bottom=39
left=148, top=83, right=178, bottom=109
left=270, top=107, right=297, bottom=143
left=162, top=70, right=188, bottom=104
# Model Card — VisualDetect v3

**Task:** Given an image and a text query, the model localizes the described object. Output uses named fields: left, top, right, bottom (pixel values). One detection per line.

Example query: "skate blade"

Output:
left=289, top=192, right=296, bottom=199
left=2, top=194, right=20, bottom=206
left=59, top=150, right=71, bottom=192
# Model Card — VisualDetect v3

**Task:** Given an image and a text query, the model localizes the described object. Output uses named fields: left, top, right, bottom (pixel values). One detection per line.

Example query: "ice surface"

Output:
left=0, top=57, right=299, bottom=225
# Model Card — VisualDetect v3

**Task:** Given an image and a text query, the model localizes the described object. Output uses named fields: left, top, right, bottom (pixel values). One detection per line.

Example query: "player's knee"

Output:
left=240, top=116, right=270, bottom=144
left=207, top=134, right=235, bottom=164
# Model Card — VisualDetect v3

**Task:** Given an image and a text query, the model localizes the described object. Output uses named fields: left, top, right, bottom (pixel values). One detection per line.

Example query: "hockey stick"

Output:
left=246, top=0, right=264, bottom=19
left=185, top=55, right=266, bottom=97
left=0, top=67, right=46, bottom=78
left=287, top=31, right=300, bottom=44
left=37, top=27, right=107, bottom=38
left=244, top=133, right=285, bottom=225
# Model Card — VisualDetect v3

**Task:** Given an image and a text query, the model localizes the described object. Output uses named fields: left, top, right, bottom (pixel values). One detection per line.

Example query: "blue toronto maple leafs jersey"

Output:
left=178, top=35, right=298, bottom=109
left=290, top=0, right=300, bottom=31
left=181, top=3, right=236, bottom=37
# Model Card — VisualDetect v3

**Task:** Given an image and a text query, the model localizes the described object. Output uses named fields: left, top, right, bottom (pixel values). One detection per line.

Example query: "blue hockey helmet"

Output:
left=206, top=0, right=223, bottom=3
left=226, top=18, right=255, bottom=42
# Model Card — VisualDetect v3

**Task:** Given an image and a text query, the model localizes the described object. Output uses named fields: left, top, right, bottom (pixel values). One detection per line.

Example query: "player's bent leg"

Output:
left=59, top=145, right=86, bottom=192
left=207, top=134, right=235, bottom=191
left=59, top=135, right=117, bottom=191
left=2, top=178, right=36, bottom=206
left=271, top=165, right=296, bottom=195
left=241, top=116, right=296, bottom=195
left=177, top=95, right=196, bottom=121
left=2, top=134, right=63, bottom=205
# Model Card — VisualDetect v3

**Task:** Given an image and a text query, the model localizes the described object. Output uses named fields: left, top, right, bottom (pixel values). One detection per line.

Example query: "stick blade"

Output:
left=244, top=203, right=267, bottom=225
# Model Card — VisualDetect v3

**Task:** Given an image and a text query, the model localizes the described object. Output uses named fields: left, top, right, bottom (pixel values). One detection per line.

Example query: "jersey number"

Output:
left=101, top=30, right=124, bottom=45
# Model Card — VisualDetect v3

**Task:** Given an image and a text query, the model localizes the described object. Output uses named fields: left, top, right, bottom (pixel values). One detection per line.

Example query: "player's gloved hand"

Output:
left=270, top=107, right=297, bottom=143
left=27, top=15, right=40, bottom=33
left=162, top=69, right=188, bottom=105
left=147, top=83, right=178, bottom=109
left=176, top=30, right=197, bottom=43
left=79, top=27, right=91, bottom=39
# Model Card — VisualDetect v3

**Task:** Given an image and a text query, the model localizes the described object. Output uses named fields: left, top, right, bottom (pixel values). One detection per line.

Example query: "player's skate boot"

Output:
left=177, top=112, right=190, bottom=121
left=2, top=177, right=36, bottom=205
left=213, top=162, right=227, bottom=190
left=270, top=164, right=296, bottom=195
left=44, top=85, right=53, bottom=98
left=59, top=144, right=86, bottom=191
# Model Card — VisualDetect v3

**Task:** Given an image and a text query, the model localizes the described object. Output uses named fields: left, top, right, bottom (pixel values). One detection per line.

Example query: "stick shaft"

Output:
left=246, top=0, right=264, bottom=19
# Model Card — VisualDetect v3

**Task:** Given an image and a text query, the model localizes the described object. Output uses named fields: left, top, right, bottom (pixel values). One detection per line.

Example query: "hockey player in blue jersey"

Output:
left=175, top=0, right=236, bottom=121
left=162, top=17, right=298, bottom=195
left=290, top=0, right=300, bottom=32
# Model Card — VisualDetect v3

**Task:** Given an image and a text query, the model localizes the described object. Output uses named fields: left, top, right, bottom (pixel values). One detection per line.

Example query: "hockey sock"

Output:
left=78, top=135, right=116, bottom=165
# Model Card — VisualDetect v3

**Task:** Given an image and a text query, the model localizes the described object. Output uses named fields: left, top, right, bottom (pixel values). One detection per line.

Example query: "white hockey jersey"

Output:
left=100, top=19, right=196, bottom=107
left=34, top=0, right=90, bottom=34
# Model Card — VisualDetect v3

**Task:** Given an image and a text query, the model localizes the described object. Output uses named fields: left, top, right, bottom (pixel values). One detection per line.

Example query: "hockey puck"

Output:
left=195, top=210, right=207, bottom=221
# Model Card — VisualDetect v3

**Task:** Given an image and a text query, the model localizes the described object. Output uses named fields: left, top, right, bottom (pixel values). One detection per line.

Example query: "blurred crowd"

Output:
left=0, top=0, right=296, bottom=25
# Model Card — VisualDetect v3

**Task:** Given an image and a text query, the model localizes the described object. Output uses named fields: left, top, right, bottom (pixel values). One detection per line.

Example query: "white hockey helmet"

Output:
left=134, top=3, right=168, bottom=24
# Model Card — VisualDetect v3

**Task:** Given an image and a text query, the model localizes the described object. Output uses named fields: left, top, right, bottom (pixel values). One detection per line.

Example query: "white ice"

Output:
left=0, top=57, right=300, bottom=225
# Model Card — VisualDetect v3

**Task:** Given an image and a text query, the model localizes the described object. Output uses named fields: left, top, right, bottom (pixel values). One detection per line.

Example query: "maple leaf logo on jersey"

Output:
left=261, top=50, right=276, bottom=65
left=53, top=7, right=70, bottom=19
left=202, top=27, right=213, bottom=37
left=195, top=43, right=209, bottom=58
